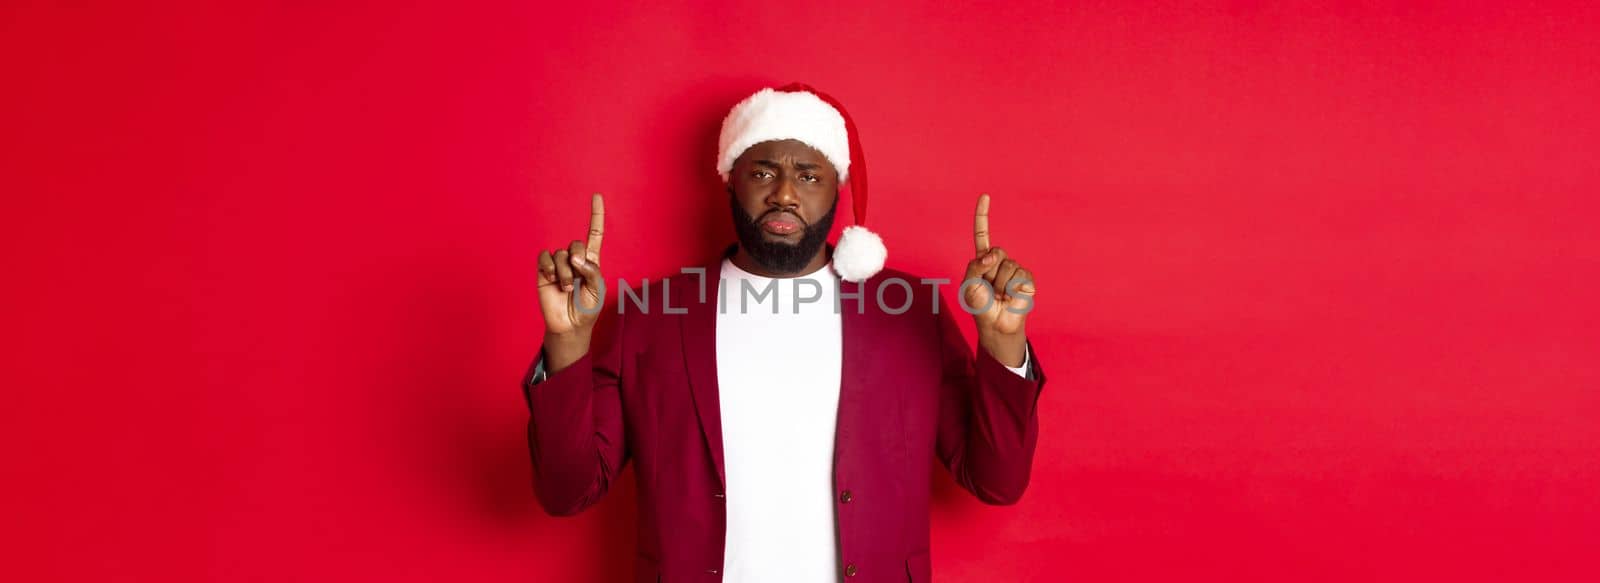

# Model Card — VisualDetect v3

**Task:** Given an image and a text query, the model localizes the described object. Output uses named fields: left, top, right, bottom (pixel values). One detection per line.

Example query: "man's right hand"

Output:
left=536, top=193, right=606, bottom=372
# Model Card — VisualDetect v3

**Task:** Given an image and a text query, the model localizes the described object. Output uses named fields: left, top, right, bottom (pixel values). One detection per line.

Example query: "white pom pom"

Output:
left=831, top=225, right=887, bottom=283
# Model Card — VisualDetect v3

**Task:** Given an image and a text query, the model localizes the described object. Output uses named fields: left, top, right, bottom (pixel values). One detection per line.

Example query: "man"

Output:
left=525, top=84, right=1045, bottom=582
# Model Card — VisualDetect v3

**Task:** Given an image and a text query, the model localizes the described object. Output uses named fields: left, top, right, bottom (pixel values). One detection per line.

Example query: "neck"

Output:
left=730, top=244, right=830, bottom=278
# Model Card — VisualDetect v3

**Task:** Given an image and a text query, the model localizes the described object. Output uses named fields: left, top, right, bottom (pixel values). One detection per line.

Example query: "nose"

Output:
left=765, top=175, right=800, bottom=212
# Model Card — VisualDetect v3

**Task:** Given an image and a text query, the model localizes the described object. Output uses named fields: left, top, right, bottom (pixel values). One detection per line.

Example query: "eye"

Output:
left=751, top=170, right=772, bottom=179
left=801, top=174, right=819, bottom=183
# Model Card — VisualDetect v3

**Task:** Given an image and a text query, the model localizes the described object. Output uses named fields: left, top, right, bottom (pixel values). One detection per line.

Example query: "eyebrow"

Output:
left=753, top=159, right=822, bottom=171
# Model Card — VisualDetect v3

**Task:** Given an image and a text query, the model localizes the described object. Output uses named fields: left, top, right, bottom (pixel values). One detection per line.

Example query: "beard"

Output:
left=730, top=193, right=838, bottom=274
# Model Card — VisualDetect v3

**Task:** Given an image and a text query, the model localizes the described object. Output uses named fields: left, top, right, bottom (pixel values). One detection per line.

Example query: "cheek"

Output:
left=804, top=189, right=838, bottom=216
left=731, top=189, right=765, bottom=215
left=729, top=183, right=756, bottom=203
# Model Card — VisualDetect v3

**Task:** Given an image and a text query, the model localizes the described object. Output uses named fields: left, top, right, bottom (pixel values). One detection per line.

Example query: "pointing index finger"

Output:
left=586, top=192, right=604, bottom=260
left=973, top=192, right=991, bottom=255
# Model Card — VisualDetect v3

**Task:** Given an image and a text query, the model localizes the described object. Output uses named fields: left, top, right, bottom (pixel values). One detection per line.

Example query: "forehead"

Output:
left=737, top=139, right=835, bottom=171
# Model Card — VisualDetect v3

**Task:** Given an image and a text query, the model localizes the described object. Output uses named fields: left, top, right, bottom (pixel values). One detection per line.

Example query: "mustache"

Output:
left=756, top=208, right=807, bottom=227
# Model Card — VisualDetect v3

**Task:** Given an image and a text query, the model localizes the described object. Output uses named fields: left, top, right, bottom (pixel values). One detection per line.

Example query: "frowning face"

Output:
left=727, top=139, right=840, bottom=274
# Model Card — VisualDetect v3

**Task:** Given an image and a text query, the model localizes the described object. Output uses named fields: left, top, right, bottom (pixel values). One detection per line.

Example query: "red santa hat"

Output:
left=717, top=83, right=886, bottom=283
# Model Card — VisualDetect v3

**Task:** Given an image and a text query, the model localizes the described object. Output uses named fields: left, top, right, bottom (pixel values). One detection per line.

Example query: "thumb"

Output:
left=962, top=273, right=995, bottom=312
left=575, top=259, right=605, bottom=296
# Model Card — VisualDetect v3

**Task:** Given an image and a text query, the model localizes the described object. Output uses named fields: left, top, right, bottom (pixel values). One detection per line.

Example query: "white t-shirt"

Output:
left=716, top=258, right=844, bottom=582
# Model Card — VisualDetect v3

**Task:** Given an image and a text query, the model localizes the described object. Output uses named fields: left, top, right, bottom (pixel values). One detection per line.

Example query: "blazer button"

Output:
left=844, top=563, right=858, bottom=577
left=707, top=568, right=720, bottom=574
left=714, top=492, right=726, bottom=500
left=839, top=489, right=853, bottom=503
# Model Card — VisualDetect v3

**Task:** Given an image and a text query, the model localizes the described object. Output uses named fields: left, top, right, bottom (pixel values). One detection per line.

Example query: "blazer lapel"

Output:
left=681, top=254, right=728, bottom=489
left=834, top=277, right=882, bottom=471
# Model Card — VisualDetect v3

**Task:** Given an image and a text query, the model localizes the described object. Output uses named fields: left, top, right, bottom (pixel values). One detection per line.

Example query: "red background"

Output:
left=4, top=1, right=1597, bottom=581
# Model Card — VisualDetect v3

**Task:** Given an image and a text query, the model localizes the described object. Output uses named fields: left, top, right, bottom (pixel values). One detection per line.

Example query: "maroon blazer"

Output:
left=524, top=250, right=1047, bottom=582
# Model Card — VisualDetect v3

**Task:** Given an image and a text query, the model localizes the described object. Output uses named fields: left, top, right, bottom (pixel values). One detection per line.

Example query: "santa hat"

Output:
left=717, top=83, right=886, bottom=282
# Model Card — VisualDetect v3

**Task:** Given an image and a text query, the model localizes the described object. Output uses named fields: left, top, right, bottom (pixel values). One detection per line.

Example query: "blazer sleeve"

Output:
left=933, top=297, right=1047, bottom=505
left=521, top=311, right=630, bottom=517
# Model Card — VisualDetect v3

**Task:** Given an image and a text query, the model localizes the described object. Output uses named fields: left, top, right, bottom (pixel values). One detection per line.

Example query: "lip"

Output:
left=760, top=213, right=803, bottom=235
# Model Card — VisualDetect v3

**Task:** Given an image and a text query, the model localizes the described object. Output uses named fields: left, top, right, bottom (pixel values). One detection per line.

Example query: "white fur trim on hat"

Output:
left=717, top=88, right=851, bottom=182
left=831, top=225, right=886, bottom=283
